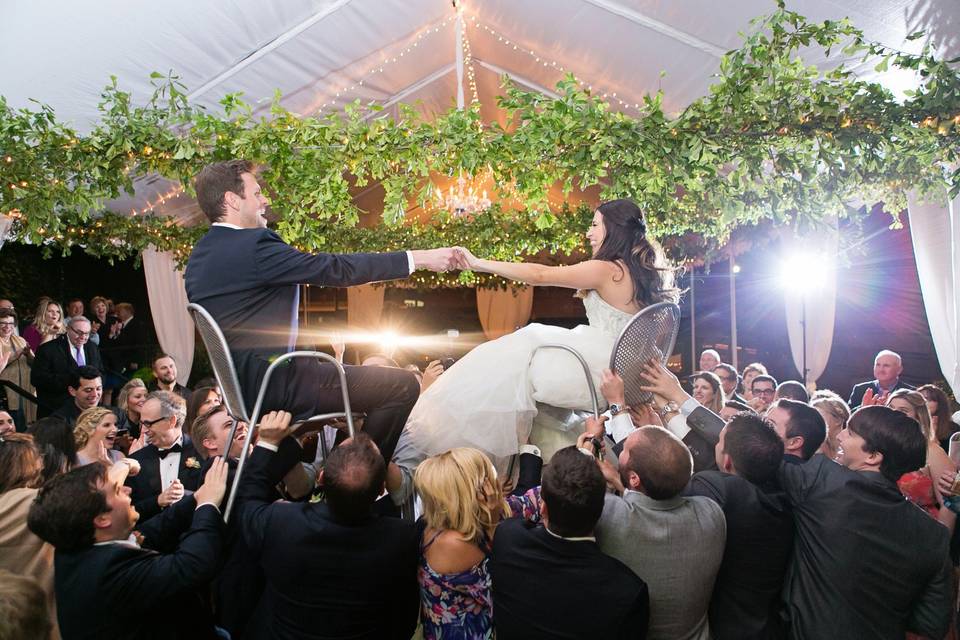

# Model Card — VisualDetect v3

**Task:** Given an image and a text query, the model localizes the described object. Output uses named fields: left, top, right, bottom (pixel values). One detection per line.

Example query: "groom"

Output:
left=184, top=160, right=459, bottom=462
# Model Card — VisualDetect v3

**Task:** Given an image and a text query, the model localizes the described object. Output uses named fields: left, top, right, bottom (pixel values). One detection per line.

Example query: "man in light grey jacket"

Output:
left=596, top=425, right=726, bottom=640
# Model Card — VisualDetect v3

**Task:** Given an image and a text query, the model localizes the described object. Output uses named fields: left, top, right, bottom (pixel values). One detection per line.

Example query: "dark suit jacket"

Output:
left=51, top=399, right=123, bottom=428
left=184, top=226, right=408, bottom=417
left=53, top=502, right=223, bottom=640
left=148, top=381, right=194, bottom=404
left=31, top=335, right=104, bottom=416
left=127, top=435, right=203, bottom=520
left=779, top=455, right=952, bottom=639
left=109, top=315, right=152, bottom=373
left=685, top=471, right=793, bottom=640
left=610, top=404, right=722, bottom=473
left=238, top=438, right=419, bottom=639
left=848, top=378, right=914, bottom=408
left=490, top=518, right=650, bottom=639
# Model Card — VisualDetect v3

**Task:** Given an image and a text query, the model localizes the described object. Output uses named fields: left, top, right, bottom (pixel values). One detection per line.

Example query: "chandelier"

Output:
left=435, top=172, right=491, bottom=216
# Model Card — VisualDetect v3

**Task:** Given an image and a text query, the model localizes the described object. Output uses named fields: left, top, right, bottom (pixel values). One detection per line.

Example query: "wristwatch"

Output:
left=656, top=401, right=681, bottom=419
left=609, top=402, right=624, bottom=416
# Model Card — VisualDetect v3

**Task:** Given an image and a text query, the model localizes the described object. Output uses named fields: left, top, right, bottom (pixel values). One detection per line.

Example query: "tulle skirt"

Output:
left=406, top=322, right=615, bottom=460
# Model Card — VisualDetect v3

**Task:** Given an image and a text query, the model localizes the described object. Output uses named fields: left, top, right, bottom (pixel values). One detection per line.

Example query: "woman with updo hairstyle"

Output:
left=0, top=433, right=58, bottom=637
left=415, top=447, right=537, bottom=639
left=73, top=407, right=123, bottom=466
left=885, top=389, right=956, bottom=532
left=407, top=199, right=680, bottom=467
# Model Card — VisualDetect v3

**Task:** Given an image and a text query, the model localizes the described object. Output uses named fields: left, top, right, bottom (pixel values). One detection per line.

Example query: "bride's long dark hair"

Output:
left=593, top=199, right=679, bottom=306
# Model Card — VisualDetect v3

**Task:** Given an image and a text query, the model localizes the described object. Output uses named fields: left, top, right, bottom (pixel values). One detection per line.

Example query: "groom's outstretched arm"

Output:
left=253, top=229, right=458, bottom=287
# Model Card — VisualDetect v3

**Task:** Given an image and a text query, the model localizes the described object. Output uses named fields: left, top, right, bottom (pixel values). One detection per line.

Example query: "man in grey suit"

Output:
left=595, top=425, right=726, bottom=640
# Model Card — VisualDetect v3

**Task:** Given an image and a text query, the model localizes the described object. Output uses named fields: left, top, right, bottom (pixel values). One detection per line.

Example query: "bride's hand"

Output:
left=454, top=247, right=482, bottom=271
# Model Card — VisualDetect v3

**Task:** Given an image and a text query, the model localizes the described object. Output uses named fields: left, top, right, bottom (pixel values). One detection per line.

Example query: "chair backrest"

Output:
left=186, top=303, right=249, bottom=423
left=609, top=302, right=681, bottom=406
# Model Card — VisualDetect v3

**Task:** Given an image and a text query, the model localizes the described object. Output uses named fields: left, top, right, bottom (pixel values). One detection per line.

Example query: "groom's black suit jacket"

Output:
left=184, top=225, right=408, bottom=418
left=31, top=335, right=104, bottom=416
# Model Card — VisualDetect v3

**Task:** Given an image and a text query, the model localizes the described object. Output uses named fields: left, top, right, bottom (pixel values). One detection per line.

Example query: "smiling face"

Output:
left=70, top=375, right=103, bottom=411
left=0, top=411, right=15, bottom=436
left=586, top=210, right=606, bottom=256
left=127, top=386, right=148, bottom=415
left=152, top=357, right=177, bottom=385
left=874, top=353, right=902, bottom=387
left=226, top=172, right=269, bottom=229
left=692, top=378, right=715, bottom=406
left=0, top=316, right=14, bottom=339
left=94, top=412, right=118, bottom=448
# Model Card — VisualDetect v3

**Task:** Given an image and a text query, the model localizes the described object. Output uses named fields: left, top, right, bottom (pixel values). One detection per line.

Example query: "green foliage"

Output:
left=0, top=6, right=958, bottom=287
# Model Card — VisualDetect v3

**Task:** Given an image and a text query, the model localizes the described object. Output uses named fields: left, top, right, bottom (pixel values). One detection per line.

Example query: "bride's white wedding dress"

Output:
left=406, top=290, right=634, bottom=460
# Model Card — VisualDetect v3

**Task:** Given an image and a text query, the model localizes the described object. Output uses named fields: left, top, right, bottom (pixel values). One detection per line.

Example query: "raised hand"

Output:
left=158, top=478, right=184, bottom=508
left=410, top=248, right=460, bottom=272
left=195, top=457, right=229, bottom=508
left=330, top=330, right=346, bottom=363
left=600, top=369, right=626, bottom=407
left=639, top=359, right=690, bottom=406
left=257, top=410, right=294, bottom=446
left=421, top=360, right=444, bottom=392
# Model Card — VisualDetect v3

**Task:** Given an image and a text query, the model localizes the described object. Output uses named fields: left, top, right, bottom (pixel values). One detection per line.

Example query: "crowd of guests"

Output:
left=3, top=295, right=960, bottom=640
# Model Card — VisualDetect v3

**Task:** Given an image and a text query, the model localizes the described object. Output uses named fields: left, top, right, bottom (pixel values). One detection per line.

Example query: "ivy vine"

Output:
left=0, top=3, right=957, bottom=286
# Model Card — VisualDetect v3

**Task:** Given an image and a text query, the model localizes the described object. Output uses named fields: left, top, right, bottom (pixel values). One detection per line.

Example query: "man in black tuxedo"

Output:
left=237, top=411, right=419, bottom=640
left=31, top=315, right=104, bottom=417
left=780, top=406, right=952, bottom=639
left=765, top=398, right=826, bottom=463
left=50, top=365, right=120, bottom=427
left=684, top=413, right=793, bottom=640
left=184, top=159, right=458, bottom=463
left=127, top=390, right=202, bottom=520
left=490, top=445, right=650, bottom=639
left=848, top=349, right=914, bottom=408
left=26, top=456, right=229, bottom=640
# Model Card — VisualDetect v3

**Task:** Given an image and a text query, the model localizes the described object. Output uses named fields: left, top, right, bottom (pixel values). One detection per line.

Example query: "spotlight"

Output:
left=379, top=330, right=400, bottom=356
left=778, top=252, right=832, bottom=294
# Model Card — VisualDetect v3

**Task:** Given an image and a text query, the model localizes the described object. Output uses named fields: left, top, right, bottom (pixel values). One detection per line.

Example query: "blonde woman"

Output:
left=811, top=393, right=850, bottom=460
left=116, top=378, right=148, bottom=439
left=74, top=407, right=123, bottom=466
left=0, top=308, right=36, bottom=424
left=22, top=299, right=64, bottom=353
left=415, top=448, right=537, bottom=639
left=886, top=389, right=956, bottom=533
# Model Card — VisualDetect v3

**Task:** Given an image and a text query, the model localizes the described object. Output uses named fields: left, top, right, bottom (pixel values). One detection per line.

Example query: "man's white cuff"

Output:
left=406, top=251, right=416, bottom=274
left=256, top=441, right=279, bottom=452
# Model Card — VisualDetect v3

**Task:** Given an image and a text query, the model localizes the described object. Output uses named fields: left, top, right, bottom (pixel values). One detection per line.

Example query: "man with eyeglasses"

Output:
left=748, top=375, right=778, bottom=414
left=126, top=390, right=202, bottom=520
left=31, top=316, right=104, bottom=418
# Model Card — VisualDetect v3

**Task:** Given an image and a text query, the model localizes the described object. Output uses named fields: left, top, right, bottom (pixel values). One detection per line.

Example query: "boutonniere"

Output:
left=185, top=457, right=201, bottom=469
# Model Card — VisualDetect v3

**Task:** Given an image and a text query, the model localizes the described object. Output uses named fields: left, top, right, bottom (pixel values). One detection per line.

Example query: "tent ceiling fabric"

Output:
left=2, top=0, right=958, bottom=217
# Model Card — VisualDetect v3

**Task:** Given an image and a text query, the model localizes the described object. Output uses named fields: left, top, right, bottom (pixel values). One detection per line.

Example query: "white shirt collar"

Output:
left=543, top=524, right=596, bottom=543
left=158, top=434, right=184, bottom=451
left=212, top=222, right=244, bottom=230
left=94, top=533, right=140, bottom=549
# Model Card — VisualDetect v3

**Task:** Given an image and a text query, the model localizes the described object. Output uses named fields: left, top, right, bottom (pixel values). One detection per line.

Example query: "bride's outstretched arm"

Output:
left=455, top=247, right=615, bottom=289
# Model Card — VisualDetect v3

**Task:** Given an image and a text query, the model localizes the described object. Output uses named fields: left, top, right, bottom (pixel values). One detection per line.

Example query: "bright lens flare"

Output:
left=779, top=252, right=833, bottom=294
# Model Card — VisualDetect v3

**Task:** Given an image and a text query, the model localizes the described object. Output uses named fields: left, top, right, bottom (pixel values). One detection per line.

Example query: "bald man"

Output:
left=848, top=350, right=914, bottom=409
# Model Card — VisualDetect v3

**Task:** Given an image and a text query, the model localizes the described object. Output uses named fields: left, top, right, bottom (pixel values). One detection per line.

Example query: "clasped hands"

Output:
left=410, top=247, right=482, bottom=272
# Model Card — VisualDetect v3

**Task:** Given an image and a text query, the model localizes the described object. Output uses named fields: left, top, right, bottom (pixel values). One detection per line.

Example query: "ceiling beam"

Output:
left=187, top=0, right=354, bottom=101
left=473, top=58, right=560, bottom=99
left=580, top=0, right=726, bottom=58
left=363, top=62, right=456, bottom=119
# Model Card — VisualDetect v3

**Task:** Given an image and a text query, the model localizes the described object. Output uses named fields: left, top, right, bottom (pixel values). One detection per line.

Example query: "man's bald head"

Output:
left=618, top=426, right=693, bottom=499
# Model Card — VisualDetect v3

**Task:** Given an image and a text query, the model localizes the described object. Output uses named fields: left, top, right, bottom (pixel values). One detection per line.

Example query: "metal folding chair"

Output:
left=187, top=303, right=356, bottom=522
left=529, top=301, right=681, bottom=461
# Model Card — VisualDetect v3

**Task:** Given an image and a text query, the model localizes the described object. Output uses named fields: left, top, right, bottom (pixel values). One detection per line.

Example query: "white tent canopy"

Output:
left=2, top=0, right=959, bottom=387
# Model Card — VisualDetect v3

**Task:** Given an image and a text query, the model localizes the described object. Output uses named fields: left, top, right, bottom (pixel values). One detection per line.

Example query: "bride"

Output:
left=405, top=198, right=679, bottom=461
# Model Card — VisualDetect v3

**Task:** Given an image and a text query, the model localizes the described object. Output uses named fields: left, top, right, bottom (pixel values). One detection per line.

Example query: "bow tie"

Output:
left=157, top=444, right=182, bottom=459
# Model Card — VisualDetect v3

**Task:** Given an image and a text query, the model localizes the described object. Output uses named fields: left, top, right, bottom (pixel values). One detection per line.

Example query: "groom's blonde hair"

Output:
left=415, top=447, right=507, bottom=546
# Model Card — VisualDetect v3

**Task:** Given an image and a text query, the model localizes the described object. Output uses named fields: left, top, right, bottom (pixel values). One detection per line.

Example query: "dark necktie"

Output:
left=157, top=443, right=182, bottom=459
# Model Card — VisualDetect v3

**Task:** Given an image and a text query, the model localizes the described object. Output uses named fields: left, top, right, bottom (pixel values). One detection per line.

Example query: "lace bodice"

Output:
left=582, top=290, right=635, bottom=339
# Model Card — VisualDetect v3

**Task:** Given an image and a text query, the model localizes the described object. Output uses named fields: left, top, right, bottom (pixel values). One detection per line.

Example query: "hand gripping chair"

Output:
left=187, top=303, right=356, bottom=522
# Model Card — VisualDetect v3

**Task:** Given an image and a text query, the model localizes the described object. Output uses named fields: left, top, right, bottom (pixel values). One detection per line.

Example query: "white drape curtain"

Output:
left=783, top=222, right=839, bottom=389
left=347, top=284, right=386, bottom=331
left=908, top=191, right=960, bottom=396
left=476, top=286, right=534, bottom=340
left=142, top=248, right=194, bottom=384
